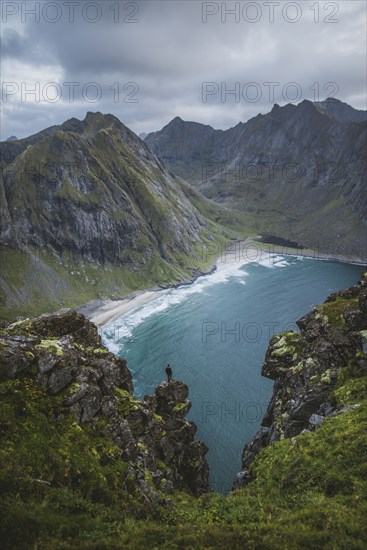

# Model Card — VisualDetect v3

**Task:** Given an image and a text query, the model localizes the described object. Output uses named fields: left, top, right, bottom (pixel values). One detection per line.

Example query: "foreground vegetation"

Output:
left=1, top=353, right=366, bottom=548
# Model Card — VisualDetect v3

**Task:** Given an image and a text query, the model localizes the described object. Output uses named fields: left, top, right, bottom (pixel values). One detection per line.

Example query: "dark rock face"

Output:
left=0, top=309, right=210, bottom=499
left=234, top=271, right=367, bottom=489
left=153, top=381, right=209, bottom=494
left=0, top=112, right=225, bottom=319
left=0, top=113, right=207, bottom=267
left=146, top=100, right=367, bottom=259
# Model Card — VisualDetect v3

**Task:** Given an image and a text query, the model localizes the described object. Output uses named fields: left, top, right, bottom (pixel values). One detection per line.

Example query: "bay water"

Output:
left=101, top=255, right=363, bottom=493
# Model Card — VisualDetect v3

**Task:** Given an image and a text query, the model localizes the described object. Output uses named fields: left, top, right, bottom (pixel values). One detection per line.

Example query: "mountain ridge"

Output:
left=146, top=99, right=367, bottom=260
left=0, top=112, right=243, bottom=321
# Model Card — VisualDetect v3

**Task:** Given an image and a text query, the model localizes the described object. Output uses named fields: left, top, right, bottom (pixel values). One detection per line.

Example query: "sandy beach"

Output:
left=79, top=240, right=366, bottom=328
left=80, top=240, right=255, bottom=327
left=78, top=291, right=162, bottom=328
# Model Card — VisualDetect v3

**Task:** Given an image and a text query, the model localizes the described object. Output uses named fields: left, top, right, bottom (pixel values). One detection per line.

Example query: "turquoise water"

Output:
left=101, top=256, right=363, bottom=493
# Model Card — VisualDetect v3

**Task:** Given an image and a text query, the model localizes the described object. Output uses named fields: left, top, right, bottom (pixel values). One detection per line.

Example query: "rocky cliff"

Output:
left=0, top=309, right=210, bottom=503
left=235, top=270, right=367, bottom=487
left=1, top=279, right=367, bottom=548
left=0, top=113, right=241, bottom=321
left=146, top=99, right=367, bottom=260
left=1, top=113, right=205, bottom=266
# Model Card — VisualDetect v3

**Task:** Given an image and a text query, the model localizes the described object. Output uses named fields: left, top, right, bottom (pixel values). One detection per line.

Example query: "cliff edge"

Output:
left=0, top=308, right=210, bottom=515
left=235, top=271, right=367, bottom=487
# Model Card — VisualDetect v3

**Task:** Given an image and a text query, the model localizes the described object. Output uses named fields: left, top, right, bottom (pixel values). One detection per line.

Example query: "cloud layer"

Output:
left=1, top=0, right=366, bottom=139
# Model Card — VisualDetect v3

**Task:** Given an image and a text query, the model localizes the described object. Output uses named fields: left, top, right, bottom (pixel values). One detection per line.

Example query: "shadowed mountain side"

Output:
left=0, top=113, right=247, bottom=321
left=146, top=99, right=367, bottom=260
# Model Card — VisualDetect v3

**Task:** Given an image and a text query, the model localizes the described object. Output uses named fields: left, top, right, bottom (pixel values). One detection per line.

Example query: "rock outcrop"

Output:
left=0, top=309, right=210, bottom=500
left=234, top=271, right=367, bottom=488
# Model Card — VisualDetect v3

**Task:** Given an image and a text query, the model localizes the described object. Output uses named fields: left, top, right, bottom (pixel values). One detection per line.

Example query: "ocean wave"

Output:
left=101, top=253, right=291, bottom=345
left=256, top=255, right=291, bottom=268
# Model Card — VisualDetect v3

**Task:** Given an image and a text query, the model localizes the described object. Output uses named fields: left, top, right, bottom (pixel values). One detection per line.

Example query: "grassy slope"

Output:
left=0, top=198, right=248, bottom=322
left=1, top=297, right=366, bottom=549
left=1, top=121, right=253, bottom=322
left=1, top=367, right=365, bottom=549
left=198, top=169, right=366, bottom=261
left=0, top=173, right=251, bottom=322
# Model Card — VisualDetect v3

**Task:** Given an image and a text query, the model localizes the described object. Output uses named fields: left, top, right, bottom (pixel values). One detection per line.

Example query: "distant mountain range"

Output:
left=1, top=99, right=366, bottom=320
left=146, top=98, right=367, bottom=259
left=0, top=113, right=240, bottom=320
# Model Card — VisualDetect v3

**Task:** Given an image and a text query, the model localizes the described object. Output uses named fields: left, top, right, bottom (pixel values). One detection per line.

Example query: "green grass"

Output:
left=0, top=223, right=239, bottom=322
left=0, top=115, right=251, bottom=323
left=1, top=349, right=366, bottom=548
left=0, top=376, right=164, bottom=549
left=317, top=297, right=360, bottom=329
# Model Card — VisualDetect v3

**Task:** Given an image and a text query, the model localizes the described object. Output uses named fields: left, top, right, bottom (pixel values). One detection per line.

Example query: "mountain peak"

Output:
left=84, top=111, right=122, bottom=126
left=315, top=97, right=366, bottom=123
left=169, top=116, right=185, bottom=125
left=324, top=97, right=342, bottom=104
left=85, top=111, right=109, bottom=121
left=57, top=111, right=132, bottom=140
left=298, top=99, right=316, bottom=110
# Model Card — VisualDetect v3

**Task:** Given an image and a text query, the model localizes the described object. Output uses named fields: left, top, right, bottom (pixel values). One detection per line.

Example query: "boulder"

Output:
left=30, top=309, right=86, bottom=337
left=155, top=380, right=190, bottom=416
left=308, top=413, right=326, bottom=427
left=0, top=335, right=39, bottom=378
left=343, top=309, right=366, bottom=331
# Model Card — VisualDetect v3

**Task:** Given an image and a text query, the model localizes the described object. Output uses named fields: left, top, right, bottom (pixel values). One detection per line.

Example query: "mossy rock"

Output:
left=35, top=339, right=63, bottom=357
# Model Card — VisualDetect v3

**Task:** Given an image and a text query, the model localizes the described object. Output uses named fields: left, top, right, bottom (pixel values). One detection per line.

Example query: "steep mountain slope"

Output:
left=0, top=309, right=210, bottom=548
left=146, top=99, right=367, bottom=260
left=0, top=113, right=243, bottom=321
left=1, top=112, right=208, bottom=265
left=315, top=97, right=367, bottom=123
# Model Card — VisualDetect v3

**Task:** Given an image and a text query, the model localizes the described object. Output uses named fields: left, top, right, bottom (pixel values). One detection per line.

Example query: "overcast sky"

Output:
left=1, top=0, right=366, bottom=140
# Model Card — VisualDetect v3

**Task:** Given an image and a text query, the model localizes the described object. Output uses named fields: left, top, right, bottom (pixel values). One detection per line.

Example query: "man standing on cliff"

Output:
left=165, top=364, right=172, bottom=382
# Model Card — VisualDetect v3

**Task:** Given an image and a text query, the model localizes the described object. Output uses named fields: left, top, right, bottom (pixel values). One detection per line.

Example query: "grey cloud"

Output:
left=2, top=28, right=25, bottom=59
left=1, top=0, right=366, bottom=140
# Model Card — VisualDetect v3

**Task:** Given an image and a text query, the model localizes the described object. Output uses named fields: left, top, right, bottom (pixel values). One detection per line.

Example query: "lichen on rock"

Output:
left=235, top=270, right=367, bottom=488
left=0, top=308, right=210, bottom=506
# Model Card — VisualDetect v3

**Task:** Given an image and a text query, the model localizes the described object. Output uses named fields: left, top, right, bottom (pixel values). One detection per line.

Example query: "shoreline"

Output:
left=78, top=241, right=366, bottom=328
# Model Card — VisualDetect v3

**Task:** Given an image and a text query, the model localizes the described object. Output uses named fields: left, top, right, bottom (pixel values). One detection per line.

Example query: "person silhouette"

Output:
left=165, top=364, right=173, bottom=382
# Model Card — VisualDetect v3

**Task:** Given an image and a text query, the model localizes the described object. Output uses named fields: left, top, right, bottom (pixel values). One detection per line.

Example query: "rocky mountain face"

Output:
left=0, top=113, right=239, bottom=321
left=315, top=97, right=367, bottom=123
left=235, top=270, right=367, bottom=488
left=1, top=112, right=208, bottom=266
left=0, top=309, right=210, bottom=499
left=146, top=99, right=367, bottom=260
